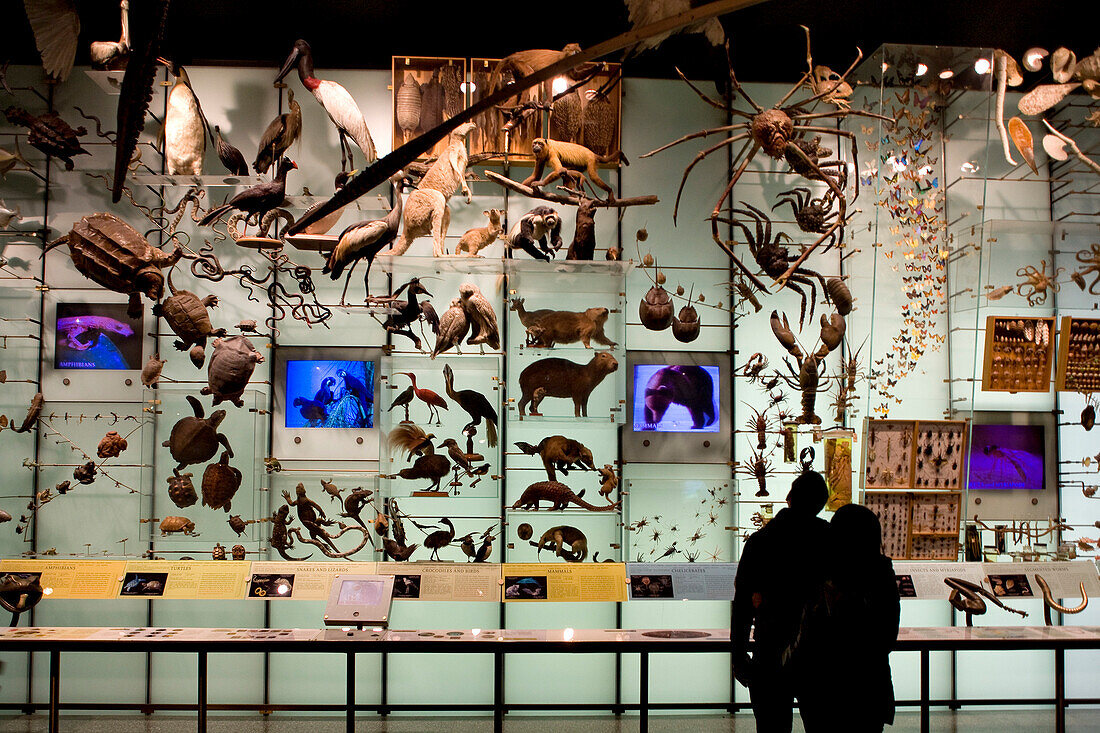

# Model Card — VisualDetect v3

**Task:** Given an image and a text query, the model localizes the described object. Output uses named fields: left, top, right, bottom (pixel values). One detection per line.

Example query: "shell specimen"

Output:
left=1008, top=117, right=1037, bottom=174
left=167, top=472, right=198, bottom=509
left=96, top=431, right=128, bottom=459
left=1018, top=83, right=1080, bottom=116
left=231, top=544, right=246, bottom=561
left=639, top=285, right=674, bottom=331
left=396, top=74, right=422, bottom=141
left=201, top=452, right=242, bottom=513
left=212, top=543, right=226, bottom=560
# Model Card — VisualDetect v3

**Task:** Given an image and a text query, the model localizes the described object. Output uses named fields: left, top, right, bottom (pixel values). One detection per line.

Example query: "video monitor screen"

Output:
left=285, top=360, right=375, bottom=428
left=632, top=364, right=720, bottom=433
left=337, top=579, right=384, bottom=606
left=967, top=423, right=1045, bottom=491
left=54, top=302, right=142, bottom=370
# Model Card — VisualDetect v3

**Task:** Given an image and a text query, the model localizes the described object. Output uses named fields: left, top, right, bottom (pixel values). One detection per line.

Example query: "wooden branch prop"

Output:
left=286, top=0, right=765, bottom=235
left=485, top=170, right=657, bottom=207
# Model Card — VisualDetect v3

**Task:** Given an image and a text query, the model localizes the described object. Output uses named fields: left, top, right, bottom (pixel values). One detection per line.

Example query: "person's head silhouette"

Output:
left=830, top=503, right=883, bottom=558
left=786, top=470, right=828, bottom=516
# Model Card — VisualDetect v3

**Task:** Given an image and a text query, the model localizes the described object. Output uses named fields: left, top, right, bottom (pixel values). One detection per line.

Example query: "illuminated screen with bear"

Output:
left=285, top=360, right=375, bottom=429
left=632, top=365, right=720, bottom=433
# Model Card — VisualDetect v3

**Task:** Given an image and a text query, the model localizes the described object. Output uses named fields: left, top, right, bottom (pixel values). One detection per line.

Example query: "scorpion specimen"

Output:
left=641, top=27, right=891, bottom=291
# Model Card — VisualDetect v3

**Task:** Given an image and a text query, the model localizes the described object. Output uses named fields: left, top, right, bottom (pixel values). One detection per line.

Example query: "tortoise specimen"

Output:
left=202, top=335, right=264, bottom=408
left=45, top=213, right=182, bottom=318
left=153, top=270, right=226, bottom=367
left=3, top=107, right=90, bottom=170
left=159, top=516, right=196, bottom=536
left=141, top=354, right=167, bottom=388
left=167, top=472, right=198, bottom=508
left=202, top=451, right=242, bottom=512
left=162, top=395, right=232, bottom=472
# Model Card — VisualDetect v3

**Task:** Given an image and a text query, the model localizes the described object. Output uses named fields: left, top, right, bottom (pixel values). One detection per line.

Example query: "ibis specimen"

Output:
left=394, top=372, right=447, bottom=425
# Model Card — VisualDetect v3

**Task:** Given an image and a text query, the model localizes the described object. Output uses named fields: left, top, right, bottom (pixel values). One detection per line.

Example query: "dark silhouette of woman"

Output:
left=796, top=503, right=900, bottom=732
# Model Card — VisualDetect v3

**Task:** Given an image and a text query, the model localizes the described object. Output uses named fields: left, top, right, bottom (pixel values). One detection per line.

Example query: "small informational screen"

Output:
left=967, top=423, right=1045, bottom=491
left=632, top=364, right=720, bottom=433
left=54, top=302, right=142, bottom=370
left=338, top=579, right=384, bottom=606
left=285, top=360, right=375, bottom=429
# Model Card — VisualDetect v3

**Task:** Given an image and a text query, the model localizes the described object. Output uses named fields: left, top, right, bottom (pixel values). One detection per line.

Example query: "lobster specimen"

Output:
left=641, top=27, right=891, bottom=293
left=770, top=309, right=845, bottom=425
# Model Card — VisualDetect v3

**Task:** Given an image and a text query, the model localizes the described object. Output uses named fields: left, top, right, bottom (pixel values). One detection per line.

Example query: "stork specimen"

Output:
left=394, top=372, right=447, bottom=425
left=276, top=39, right=377, bottom=172
left=322, top=174, right=403, bottom=304
left=254, top=90, right=302, bottom=175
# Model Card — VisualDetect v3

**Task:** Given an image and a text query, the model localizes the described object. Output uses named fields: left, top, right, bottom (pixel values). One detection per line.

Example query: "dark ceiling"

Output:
left=7, top=0, right=1096, bottom=84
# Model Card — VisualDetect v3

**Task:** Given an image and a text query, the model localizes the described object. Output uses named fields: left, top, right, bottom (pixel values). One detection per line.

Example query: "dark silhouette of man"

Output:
left=732, top=470, right=830, bottom=732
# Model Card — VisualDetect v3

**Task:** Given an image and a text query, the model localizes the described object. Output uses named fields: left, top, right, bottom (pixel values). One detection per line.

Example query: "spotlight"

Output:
left=916, top=63, right=928, bottom=76
left=974, top=58, right=991, bottom=75
left=552, top=77, right=568, bottom=95
left=939, top=69, right=955, bottom=80
left=881, top=62, right=890, bottom=72
left=460, top=81, right=476, bottom=93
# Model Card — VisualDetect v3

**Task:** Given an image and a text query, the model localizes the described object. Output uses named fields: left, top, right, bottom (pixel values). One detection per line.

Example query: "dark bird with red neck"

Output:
left=200, top=157, right=296, bottom=227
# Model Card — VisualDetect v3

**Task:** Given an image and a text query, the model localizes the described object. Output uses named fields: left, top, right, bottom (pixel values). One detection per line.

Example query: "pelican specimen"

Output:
left=322, top=174, right=403, bottom=304
left=162, top=63, right=206, bottom=176
left=199, top=157, right=296, bottom=227
left=276, top=39, right=377, bottom=171
left=213, top=126, right=248, bottom=176
left=254, top=90, right=302, bottom=175
left=90, top=0, right=131, bottom=70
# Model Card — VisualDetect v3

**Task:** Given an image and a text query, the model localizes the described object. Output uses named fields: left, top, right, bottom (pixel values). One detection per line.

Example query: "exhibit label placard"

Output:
left=625, top=562, right=737, bottom=600
left=118, top=561, right=251, bottom=599
left=892, top=561, right=1099, bottom=600
left=247, top=562, right=377, bottom=600
left=384, top=562, right=499, bottom=601
left=502, top=563, right=628, bottom=602
left=0, top=560, right=127, bottom=599
left=892, top=561, right=988, bottom=599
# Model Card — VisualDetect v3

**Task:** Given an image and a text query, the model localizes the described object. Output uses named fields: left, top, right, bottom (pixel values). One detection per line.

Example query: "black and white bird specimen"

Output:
left=322, top=174, right=403, bottom=304
left=254, top=90, right=302, bottom=175
left=430, top=298, right=469, bottom=359
left=199, top=157, right=296, bottom=227
left=162, top=62, right=206, bottom=176
left=276, top=39, right=376, bottom=171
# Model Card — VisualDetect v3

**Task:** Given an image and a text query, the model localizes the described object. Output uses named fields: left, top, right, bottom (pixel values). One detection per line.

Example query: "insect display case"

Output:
left=980, top=315, right=1055, bottom=392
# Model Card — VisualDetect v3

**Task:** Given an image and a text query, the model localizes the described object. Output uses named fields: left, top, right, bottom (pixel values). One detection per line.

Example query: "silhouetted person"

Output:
left=732, top=471, right=830, bottom=732
left=796, top=503, right=901, bottom=732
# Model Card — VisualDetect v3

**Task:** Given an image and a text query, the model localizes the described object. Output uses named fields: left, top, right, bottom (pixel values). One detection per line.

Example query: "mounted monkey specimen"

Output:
left=522, top=138, right=628, bottom=200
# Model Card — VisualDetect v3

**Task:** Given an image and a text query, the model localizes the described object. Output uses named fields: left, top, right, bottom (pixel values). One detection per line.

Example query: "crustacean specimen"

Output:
left=772, top=186, right=845, bottom=246
left=738, top=448, right=775, bottom=497
left=770, top=309, right=845, bottom=425
left=641, top=30, right=890, bottom=287
left=1015, top=260, right=1063, bottom=306
left=729, top=203, right=828, bottom=329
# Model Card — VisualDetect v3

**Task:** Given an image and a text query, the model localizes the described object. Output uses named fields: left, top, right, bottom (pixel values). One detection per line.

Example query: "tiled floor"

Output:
left=1, top=712, right=1099, bottom=732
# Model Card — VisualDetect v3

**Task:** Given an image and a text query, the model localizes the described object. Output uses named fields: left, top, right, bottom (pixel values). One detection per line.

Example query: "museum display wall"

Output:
left=0, top=36, right=1098, bottom=713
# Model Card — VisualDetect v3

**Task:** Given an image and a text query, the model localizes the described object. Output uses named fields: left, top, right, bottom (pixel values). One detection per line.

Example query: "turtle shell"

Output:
left=204, top=336, right=264, bottom=407
left=162, top=396, right=228, bottom=469
left=167, top=472, right=198, bottom=508
left=231, top=544, right=246, bottom=561
left=60, top=214, right=181, bottom=314
left=160, top=291, right=215, bottom=346
left=211, top=543, right=226, bottom=560
left=228, top=514, right=247, bottom=536
left=141, top=354, right=166, bottom=387
left=202, top=452, right=242, bottom=512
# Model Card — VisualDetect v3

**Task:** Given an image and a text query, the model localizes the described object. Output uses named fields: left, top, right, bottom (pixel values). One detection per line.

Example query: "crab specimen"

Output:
left=1015, top=260, right=1063, bottom=306
left=641, top=31, right=891, bottom=292
left=772, top=186, right=845, bottom=245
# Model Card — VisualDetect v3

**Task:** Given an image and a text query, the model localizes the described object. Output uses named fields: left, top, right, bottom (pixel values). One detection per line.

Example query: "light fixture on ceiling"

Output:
left=916, top=63, right=928, bottom=76
left=974, top=58, right=991, bottom=75
left=939, top=69, right=955, bottom=79
left=882, top=62, right=890, bottom=72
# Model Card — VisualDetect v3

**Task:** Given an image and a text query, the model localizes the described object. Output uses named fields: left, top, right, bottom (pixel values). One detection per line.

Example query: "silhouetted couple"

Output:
left=732, top=471, right=900, bottom=732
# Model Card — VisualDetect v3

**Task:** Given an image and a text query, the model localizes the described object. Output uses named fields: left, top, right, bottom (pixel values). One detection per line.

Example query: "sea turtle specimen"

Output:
left=153, top=271, right=226, bottom=367
left=44, top=213, right=182, bottom=318
left=3, top=107, right=89, bottom=170
left=202, top=451, right=242, bottom=512
left=202, top=336, right=264, bottom=408
left=162, top=395, right=232, bottom=473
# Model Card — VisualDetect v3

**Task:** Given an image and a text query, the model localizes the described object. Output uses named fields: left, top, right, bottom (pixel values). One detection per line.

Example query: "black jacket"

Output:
left=732, top=508, right=830, bottom=666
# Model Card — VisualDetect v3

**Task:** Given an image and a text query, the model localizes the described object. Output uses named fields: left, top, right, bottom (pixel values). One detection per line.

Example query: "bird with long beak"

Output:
left=200, top=157, right=296, bottom=227
left=322, top=172, right=403, bottom=304
left=254, top=89, right=302, bottom=175
left=276, top=39, right=376, bottom=172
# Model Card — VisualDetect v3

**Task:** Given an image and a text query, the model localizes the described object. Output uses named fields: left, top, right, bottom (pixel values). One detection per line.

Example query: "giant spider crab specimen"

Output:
left=641, top=34, right=892, bottom=291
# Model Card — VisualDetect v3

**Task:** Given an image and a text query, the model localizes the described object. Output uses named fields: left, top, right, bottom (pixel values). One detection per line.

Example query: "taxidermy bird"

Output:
left=276, top=39, right=377, bottom=171
left=200, top=157, right=296, bottom=226
left=458, top=283, right=500, bottom=350
left=254, top=90, right=302, bottom=175
left=431, top=298, right=469, bottom=359
left=322, top=173, right=403, bottom=304
left=387, top=423, right=435, bottom=461
left=162, top=62, right=206, bottom=176
left=394, top=372, right=447, bottom=425
left=90, top=0, right=131, bottom=70
left=622, top=1, right=725, bottom=55
left=442, top=363, right=498, bottom=448
left=213, top=125, right=248, bottom=176
left=382, top=537, right=418, bottom=562
left=423, top=518, right=456, bottom=561
left=391, top=449, right=451, bottom=494
left=387, top=385, right=415, bottom=424
left=22, top=0, right=79, bottom=82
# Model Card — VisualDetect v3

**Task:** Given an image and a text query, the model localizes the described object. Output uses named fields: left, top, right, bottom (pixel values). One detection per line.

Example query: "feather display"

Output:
left=23, top=0, right=79, bottom=81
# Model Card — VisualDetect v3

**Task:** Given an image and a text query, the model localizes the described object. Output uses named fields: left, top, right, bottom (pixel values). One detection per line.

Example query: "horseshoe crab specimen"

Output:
left=162, top=395, right=232, bottom=473
left=202, top=336, right=264, bottom=408
left=153, top=271, right=226, bottom=367
left=45, top=213, right=183, bottom=318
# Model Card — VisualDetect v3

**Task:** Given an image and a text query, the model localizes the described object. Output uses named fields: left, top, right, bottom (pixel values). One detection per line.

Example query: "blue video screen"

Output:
left=54, top=302, right=142, bottom=370
left=285, top=360, right=375, bottom=428
left=967, top=423, right=1045, bottom=490
left=632, top=364, right=720, bottom=433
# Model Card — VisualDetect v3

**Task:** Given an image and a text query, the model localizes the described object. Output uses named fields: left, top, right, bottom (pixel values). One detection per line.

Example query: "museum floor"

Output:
left=1, top=712, right=1099, bottom=732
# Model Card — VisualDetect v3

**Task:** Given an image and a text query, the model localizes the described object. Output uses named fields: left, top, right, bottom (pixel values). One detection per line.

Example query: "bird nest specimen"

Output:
left=641, top=31, right=893, bottom=291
